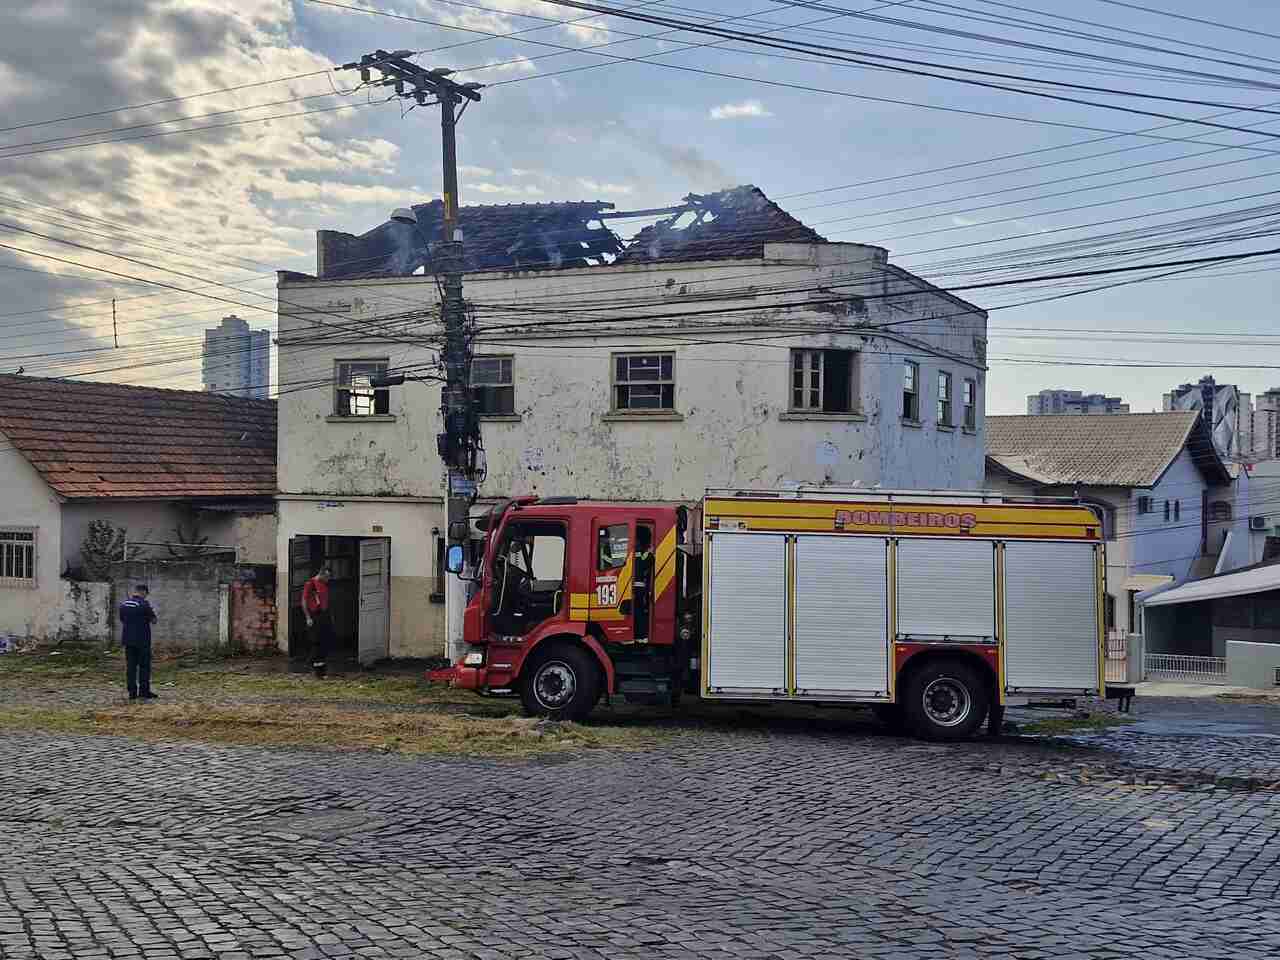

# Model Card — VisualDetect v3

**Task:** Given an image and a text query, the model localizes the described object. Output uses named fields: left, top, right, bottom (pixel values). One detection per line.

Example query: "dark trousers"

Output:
left=125, top=643, right=152, bottom=698
left=309, top=611, right=334, bottom=675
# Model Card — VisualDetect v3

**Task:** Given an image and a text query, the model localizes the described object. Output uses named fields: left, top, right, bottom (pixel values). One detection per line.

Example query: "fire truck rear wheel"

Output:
left=520, top=643, right=601, bottom=721
left=901, top=658, right=989, bottom=741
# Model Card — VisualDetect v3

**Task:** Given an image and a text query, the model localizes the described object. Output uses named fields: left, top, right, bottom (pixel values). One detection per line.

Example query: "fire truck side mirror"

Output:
left=445, top=544, right=465, bottom=575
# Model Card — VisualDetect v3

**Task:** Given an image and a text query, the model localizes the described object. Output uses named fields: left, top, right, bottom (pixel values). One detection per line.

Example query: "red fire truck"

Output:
left=437, top=489, right=1107, bottom=739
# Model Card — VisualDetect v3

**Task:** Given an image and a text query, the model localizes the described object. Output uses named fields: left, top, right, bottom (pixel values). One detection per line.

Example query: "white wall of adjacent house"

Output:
left=0, top=438, right=65, bottom=640
left=276, top=243, right=988, bottom=657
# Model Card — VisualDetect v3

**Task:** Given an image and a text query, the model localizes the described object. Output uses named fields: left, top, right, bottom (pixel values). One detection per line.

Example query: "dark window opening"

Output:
left=790, top=349, right=856, bottom=413
left=335, top=360, right=390, bottom=416
left=903, top=361, right=920, bottom=421
left=614, top=353, right=675, bottom=411
left=472, top=356, right=515, bottom=415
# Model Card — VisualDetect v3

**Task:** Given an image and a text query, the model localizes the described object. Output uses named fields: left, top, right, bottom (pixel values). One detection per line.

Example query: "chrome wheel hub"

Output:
left=922, top=677, right=971, bottom=728
left=534, top=661, right=576, bottom=709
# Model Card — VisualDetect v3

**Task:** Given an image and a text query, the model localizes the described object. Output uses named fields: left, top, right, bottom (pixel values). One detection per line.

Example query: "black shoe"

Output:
left=140, top=692, right=159, bottom=700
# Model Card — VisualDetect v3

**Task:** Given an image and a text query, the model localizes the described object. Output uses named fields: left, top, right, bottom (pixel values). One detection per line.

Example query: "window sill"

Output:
left=602, top=411, right=685, bottom=422
left=901, top=418, right=923, bottom=429
left=962, top=426, right=977, bottom=435
left=936, top=424, right=955, bottom=432
left=478, top=414, right=522, bottom=423
left=780, top=412, right=867, bottom=422
left=326, top=415, right=396, bottom=424
left=0, top=580, right=37, bottom=590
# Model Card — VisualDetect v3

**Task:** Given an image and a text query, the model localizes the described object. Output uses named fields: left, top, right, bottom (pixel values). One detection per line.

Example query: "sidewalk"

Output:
left=1135, top=680, right=1280, bottom=699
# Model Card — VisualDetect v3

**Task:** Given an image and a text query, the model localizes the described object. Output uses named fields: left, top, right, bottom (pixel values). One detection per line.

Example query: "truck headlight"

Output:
left=463, top=650, right=485, bottom=667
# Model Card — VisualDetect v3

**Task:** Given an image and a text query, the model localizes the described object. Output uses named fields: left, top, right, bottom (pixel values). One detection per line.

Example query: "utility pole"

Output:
left=341, top=50, right=485, bottom=551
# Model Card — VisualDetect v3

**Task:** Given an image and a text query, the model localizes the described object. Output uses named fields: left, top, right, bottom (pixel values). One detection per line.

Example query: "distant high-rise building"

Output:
left=1254, top=387, right=1280, bottom=462
left=1026, top=389, right=1129, bottom=415
left=202, top=315, right=269, bottom=400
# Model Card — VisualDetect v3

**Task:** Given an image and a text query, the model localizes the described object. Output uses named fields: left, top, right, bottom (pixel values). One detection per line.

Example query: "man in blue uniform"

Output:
left=119, top=584, right=158, bottom=700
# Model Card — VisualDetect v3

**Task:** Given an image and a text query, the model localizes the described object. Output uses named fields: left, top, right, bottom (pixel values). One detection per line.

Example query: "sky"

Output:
left=1, top=0, right=1279, bottom=414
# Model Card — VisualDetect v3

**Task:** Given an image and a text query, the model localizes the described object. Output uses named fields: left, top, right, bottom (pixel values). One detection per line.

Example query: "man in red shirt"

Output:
left=302, top=565, right=333, bottom=678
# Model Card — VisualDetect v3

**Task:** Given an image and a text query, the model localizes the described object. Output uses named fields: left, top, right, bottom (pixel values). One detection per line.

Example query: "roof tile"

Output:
left=0, top=375, right=276, bottom=500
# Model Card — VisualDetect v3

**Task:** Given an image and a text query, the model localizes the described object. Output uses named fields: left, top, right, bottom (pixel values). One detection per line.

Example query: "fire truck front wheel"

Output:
left=520, top=643, right=602, bottom=721
left=901, top=658, right=990, bottom=741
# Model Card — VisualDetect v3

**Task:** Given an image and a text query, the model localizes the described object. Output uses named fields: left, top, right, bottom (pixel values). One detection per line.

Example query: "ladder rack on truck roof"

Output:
left=705, top=486, right=1082, bottom=506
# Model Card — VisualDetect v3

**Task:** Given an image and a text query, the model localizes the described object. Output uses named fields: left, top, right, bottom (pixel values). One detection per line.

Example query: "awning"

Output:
left=1144, top=563, right=1280, bottom=608
left=1122, top=574, right=1174, bottom=592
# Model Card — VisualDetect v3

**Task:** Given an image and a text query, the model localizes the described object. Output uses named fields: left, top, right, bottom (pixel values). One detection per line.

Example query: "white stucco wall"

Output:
left=61, top=501, right=185, bottom=569
left=1126, top=450, right=1208, bottom=586
left=0, top=438, right=65, bottom=639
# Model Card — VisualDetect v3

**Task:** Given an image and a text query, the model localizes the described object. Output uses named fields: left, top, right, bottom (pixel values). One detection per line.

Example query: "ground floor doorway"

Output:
left=288, top=535, right=390, bottom=666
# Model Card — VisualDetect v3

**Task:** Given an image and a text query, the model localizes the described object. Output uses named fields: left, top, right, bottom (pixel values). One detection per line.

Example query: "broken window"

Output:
left=613, top=353, right=675, bottom=411
left=472, top=355, right=515, bottom=416
left=790, top=349, right=856, bottom=413
left=334, top=360, right=390, bottom=417
left=962, top=378, right=977, bottom=430
left=937, top=371, right=953, bottom=426
left=903, top=361, right=920, bottom=421
left=0, top=528, right=35, bottom=586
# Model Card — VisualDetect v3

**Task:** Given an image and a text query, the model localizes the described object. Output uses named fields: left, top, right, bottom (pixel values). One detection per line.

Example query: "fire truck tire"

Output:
left=520, top=643, right=602, bottom=721
left=901, top=658, right=989, bottom=741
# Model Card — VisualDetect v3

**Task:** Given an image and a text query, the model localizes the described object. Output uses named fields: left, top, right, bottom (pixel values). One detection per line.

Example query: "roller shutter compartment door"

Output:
left=1004, top=541, right=1099, bottom=692
left=794, top=536, right=889, bottom=696
left=895, top=538, right=995, bottom=641
left=706, top=533, right=787, bottom=693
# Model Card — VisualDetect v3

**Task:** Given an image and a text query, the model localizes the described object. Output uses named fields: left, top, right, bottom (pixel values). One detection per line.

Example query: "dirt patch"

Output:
left=1019, top=713, right=1136, bottom=736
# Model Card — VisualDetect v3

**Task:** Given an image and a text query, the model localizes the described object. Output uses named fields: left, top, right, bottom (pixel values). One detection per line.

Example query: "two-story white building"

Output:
left=275, top=186, right=990, bottom=661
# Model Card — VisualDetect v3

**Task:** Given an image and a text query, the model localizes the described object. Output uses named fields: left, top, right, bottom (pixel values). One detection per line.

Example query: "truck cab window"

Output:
left=598, top=523, right=630, bottom=570
left=490, top=522, right=567, bottom=636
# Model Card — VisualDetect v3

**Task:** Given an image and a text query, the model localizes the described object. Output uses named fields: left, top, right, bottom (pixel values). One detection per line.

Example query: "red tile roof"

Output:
left=0, top=375, right=276, bottom=500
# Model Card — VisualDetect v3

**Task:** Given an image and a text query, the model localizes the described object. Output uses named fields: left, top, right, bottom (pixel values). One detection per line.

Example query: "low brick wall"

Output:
left=230, top=576, right=277, bottom=653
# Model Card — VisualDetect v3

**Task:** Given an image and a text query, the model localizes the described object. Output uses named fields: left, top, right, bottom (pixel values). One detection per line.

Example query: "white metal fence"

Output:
left=1144, top=653, right=1229, bottom=684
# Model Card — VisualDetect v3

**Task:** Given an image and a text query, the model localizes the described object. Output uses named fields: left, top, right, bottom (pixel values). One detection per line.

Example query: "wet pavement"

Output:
left=2, top=694, right=1280, bottom=959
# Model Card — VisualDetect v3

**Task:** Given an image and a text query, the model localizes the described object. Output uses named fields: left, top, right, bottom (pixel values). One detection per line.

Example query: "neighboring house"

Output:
left=985, top=412, right=1240, bottom=637
left=1242, top=458, right=1280, bottom=564
left=0, top=375, right=277, bottom=642
left=276, top=184, right=991, bottom=661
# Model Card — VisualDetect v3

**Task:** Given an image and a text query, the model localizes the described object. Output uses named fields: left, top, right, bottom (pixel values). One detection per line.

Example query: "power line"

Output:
left=1092, top=0, right=1280, bottom=45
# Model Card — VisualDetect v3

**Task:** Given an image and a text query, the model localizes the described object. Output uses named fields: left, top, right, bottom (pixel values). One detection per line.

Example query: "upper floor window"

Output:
left=613, top=353, right=674, bottom=412
left=790, top=349, right=857, bottom=414
left=1210, top=500, right=1233, bottom=522
left=937, top=371, right=953, bottom=426
left=1164, top=500, right=1171, bottom=522
left=962, top=378, right=977, bottom=430
left=334, top=359, right=389, bottom=417
left=0, top=528, right=36, bottom=587
left=472, top=355, right=514, bottom=416
left=1174, top=499, right=1181, bottom=522
left=903, top=361, right=920, bottom=421
left=1137, top=495, right=1153, bottom=515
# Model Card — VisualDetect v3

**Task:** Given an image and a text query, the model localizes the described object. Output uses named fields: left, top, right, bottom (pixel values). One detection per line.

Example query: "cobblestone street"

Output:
left=3, top=695, right=1280, bottom=960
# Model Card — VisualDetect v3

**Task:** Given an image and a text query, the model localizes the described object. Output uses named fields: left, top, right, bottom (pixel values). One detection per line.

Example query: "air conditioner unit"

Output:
left=1250, top=516, right=1269, bottom=531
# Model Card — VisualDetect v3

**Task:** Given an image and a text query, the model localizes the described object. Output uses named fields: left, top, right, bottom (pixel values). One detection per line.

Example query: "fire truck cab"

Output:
left=445, top=489, right=1106, bottom=740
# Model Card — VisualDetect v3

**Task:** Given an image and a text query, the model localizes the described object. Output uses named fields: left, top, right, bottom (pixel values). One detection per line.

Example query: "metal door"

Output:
left=1004, top=541, right=1100, bottom=693
left=287, top=536, right=314, bottom=657
left=706, top=533, right=787, bottom=694
left=895, top=538, right=996, bottom=642
left=794, top=536, right=889, bottom=698
left=358, top=538, right=390, bottom=665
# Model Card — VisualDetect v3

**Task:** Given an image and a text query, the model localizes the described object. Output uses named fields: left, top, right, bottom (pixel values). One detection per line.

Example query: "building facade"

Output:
left=275, top=187, right=990, bottom=661
left=203, top=315, right=270, bottom=400
left=1254, top=387, right=1280, bottom=462
left=1025, top=389, right=1129, bottom=415
left=1163, top=375, right=1250, bottom=463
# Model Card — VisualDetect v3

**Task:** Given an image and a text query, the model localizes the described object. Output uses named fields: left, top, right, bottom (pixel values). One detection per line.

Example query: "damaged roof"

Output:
left=616, top=186, right=825, bottom=265
left=314, top=184, right=825, bottom=279
left=318, top=198, right=623, bottom=279
left=986, top=412, right=1231, bottom=489
left=0, top=375, right=276, bottom=500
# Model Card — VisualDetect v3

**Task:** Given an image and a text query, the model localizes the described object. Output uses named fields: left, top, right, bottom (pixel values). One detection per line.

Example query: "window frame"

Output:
left=597, top=523, right=631, bottom=571
left=333, top=358, right=391, bottom=418
left=0, top=526, right=37, bottom=588
left=1137, top=495, right=1153, bottom=515
left=937, top=371, right=953, bottom=427
left=962, top=378, right=977, bottom=430
left=789, top=348, right=857, bottom=414
left=902, top=360, right=920, bottom=422
left=471, top=354, right=515, bottom=417
left=611, top=351, right=676, bottom=413
left=1163, top=500, right=1171, bottom=522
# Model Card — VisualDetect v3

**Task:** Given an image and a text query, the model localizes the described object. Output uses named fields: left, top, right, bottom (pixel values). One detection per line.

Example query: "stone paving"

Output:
left=2, top=696, right=1280, bottom=959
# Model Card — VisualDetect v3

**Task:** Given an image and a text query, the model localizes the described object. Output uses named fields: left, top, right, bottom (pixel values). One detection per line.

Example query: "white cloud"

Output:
left=709, top=100, right=773, bottom=121
left=578, top=179, right=633, bottom=195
